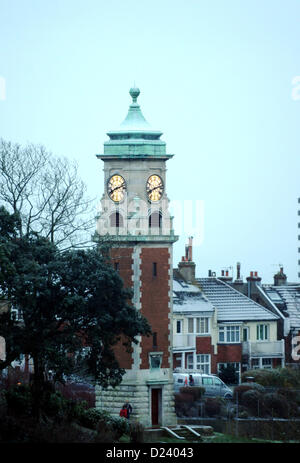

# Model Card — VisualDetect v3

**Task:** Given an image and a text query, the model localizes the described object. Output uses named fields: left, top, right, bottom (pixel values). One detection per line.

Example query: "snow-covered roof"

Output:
left=173, top=279, right=214, bottom=315
left=263, top=284, right=300, bottom=331
left=197, top=278, right=279, bottom=322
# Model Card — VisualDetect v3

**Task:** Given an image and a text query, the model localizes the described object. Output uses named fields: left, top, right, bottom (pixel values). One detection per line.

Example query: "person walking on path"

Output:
left=120, top=405, right=128, bottom=418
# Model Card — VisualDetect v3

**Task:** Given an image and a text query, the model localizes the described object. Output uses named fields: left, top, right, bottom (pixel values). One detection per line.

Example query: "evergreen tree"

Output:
left=0, top=207, right=151, bottom=418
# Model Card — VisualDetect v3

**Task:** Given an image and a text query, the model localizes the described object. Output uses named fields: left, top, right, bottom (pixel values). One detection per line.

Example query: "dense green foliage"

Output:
left=241, top=368, right=300, bottom=389
left=179, top=386, right=205, bottom=400
left=234, top=371, right=300, bottom=418
left=0, top=384, right=130, bottom=442
left=0, top=207, right=151, bottom=418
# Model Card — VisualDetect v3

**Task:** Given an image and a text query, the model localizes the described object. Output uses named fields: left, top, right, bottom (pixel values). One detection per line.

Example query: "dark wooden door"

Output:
left=151, top=388, right=160, bottom=426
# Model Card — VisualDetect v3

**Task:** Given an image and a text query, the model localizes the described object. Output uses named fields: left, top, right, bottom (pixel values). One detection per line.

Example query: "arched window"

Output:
left=148, top=211, right=162, bottom=229
left=110, top=211, right=123, bottom=228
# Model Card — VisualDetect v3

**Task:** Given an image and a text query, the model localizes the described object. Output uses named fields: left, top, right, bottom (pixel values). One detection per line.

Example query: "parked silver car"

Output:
left=173, top=372, right=233, bottom=399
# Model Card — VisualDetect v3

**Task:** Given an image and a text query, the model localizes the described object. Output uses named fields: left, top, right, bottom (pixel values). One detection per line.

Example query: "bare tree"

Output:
left=0, top=138, right=96, bottom=249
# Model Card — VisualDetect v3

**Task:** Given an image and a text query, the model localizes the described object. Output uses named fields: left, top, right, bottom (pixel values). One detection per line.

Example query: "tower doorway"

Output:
left=151, top=388, right=162, bottom=426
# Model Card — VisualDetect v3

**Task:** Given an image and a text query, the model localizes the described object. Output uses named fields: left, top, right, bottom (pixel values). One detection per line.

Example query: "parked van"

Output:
left=173, top=372, right=233, bottom=399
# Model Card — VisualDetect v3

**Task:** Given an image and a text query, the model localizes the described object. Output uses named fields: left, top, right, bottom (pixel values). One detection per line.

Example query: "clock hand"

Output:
left=110, top=185, right=124, bottom=193
left=149, top=185, right=162, bottom=193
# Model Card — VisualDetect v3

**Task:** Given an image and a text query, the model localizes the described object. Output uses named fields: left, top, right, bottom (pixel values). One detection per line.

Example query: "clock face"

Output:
left=146, top=175, right=164, bottom=202
left=108, top=174, right=126, bottom=202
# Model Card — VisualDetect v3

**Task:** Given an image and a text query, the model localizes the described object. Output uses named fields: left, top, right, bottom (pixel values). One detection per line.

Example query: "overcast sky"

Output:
left=1, top=0, right=299, bottom=284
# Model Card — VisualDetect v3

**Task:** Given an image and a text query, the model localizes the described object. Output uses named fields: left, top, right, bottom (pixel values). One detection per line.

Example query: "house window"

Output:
left=243, top=327, right=249, bottom=342
left=175, top=354, right=183, bottom=369
left=251, top=358, right=260, bottom=369
left=219, top=326, right=240, bottom=343
left=114, top=262, right=119, bottom=272
left=196, top=354, right=210, bottom=374
left=187, top=318, right=209, bottom=335
left=176, top=320, right=183, bottom=334
left=262, top=358, right=272, bottom=369
left=187, top=354, right=194, bottom=370
left=257, top=324, right=269, bottom=341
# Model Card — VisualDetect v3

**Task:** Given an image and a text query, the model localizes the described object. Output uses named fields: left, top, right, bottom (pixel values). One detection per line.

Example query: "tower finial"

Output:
left=129, top=86, right=140, bottom=104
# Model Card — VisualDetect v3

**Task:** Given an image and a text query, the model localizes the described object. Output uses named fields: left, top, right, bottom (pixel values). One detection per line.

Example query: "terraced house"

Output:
left=173, top=243, right=285, bottom=382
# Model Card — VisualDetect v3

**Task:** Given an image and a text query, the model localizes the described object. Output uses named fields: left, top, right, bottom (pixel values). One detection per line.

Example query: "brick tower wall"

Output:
left=139, top=247, right=171, bottom=369
left=109, top=247, right=134, bottom=369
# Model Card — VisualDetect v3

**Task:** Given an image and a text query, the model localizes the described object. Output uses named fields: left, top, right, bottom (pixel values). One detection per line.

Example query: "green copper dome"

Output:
left=97, top=87, right=174, bottom=159
left=107, top=87, right=162, bottom=139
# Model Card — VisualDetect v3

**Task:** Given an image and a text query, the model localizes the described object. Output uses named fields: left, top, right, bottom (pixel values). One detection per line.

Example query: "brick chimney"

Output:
left=274, top=267, right=287, bottom=286
left=246, top=270, right=261, bottom=284
left=246, top=270, right=262, bottom=297
left=219, top=268, right=233, bottom=282
left=178, top=237, right=196, bottom=283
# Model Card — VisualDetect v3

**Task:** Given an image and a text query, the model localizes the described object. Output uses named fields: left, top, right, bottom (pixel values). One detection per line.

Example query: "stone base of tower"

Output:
left=95, top=369, right=177, bottom=428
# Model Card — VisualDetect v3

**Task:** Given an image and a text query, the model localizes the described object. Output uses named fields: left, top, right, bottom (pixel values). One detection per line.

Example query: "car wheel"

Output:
left=224, top=393, right=232, bottom=400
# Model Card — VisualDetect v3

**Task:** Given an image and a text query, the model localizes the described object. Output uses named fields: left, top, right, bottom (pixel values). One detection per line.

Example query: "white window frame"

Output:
left=256, top=324, right=269, bottom=341
left=196, top=354, right=211, bottom=374
left=251, top=357, right=273, bottom=369
left=262, top=358, right=272, bottom=369
left=242, top=326, right=249, bottom=342
left=176, top=319, right=183, bottom=334
left=187, top=354, right=194, bottom=370
left=187, top=317, right=210, bottom=335
left=251, top=358, right=260, bottom=369
left=219, top=325, right=240, bottom=343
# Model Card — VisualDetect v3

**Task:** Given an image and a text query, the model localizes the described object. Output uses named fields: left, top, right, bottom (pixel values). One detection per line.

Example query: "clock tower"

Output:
left=95, top=87, right=178, bottom=427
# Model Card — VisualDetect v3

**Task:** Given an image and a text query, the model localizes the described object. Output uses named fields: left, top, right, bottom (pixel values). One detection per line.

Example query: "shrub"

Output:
left=41, top=391, right=67, bottom=418
left=179, top=387, right=205, bottom=401
left=263, top=393, right=290, bottom=418
left=65, top=399, right=89, bottom=423
left=204, top=397, right=222, bottom=417
left=239, top=382, right=265, bottom=393
left=5, top=385, right=32, bottom=416
left=241, top=368, right=300, bottom=389
left=233, top=385, right=253, bottom=401
left=108, top=416, right=130, bottom=440
left=176, top=390, right=194, bottom=404
left=76, top=408, right=109, bottom=429
left=241, top=389, right=264, bottom=415
left=76, top=408, right=129, bottom=441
